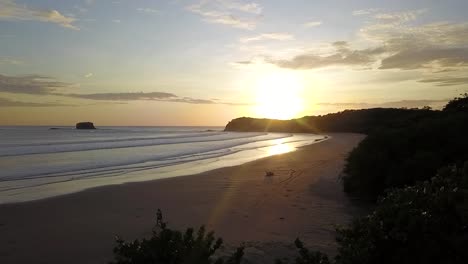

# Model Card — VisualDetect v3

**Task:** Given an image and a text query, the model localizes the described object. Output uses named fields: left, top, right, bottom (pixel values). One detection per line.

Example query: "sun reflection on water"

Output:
left=268, top=139, right=295, bottom=155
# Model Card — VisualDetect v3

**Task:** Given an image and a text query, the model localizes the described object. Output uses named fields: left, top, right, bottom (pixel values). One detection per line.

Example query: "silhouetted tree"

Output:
left=444, top=93, right=468, bottom=112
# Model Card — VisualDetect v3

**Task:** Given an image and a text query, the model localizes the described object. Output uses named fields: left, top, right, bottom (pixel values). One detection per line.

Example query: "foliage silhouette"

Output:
left=444, top=93, right=468, bottom=112
left=110, top=209, right=244, bottom=264
left=225, top=108, right=435, bottom=134
left=280, top=163, right=468, bottom=264
left=276, top=239, right=330, bottom=264
left=335, top=163, right=468, bottom=264
left=343, top=96, right=468, bottom=200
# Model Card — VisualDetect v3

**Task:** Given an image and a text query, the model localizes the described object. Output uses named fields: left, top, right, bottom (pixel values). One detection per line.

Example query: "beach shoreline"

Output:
left=0, top=130, right=325, bottom=205
left=0, top=133, right=365, bottom=264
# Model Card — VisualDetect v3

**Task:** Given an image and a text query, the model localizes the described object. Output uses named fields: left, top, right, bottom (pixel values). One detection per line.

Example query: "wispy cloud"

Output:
left=66, top=92, right=177, bottom=101
left=239, top=33, right=293, bottom=43
left=373, top=9, right=427, bottom=24
left=0, top=73, right=245, bottom=106
left=419, top=77, right=468, bottom=87
left=222, top=0, right=262, bottom=14
left=0, top=97, right=71, bottom=107
left=0, top=74, right=71, bottom=94
left=233, top=60, right=254, bottom=65
left=352, top=8, right=380, bottom=16
left=84, top=73, right=93, bottom=78
left=256, top=9, right=468, bottom=87
left=379, top=47, right=468, bottom=70
left=84, top=0, right=95, bottom=6
left=268, top=41, right=384, bottom=69
left=0, top=57, right=23, bottom=65
left=304, top=21, right=322, bottom=28
left=64, top=92, right=245, bottom=105
left=0, top=0, right=79, bottom=30
left=187, top=0, right=262, bottom=30
left=137, top=7, right=159, bottom=14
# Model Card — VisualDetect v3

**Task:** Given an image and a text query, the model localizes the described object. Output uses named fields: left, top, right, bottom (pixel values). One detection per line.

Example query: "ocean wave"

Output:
left=0, top=132, right=274, bottom=157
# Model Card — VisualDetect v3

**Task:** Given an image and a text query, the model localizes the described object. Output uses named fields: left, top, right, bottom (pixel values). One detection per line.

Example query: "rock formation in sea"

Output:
left=76, top=122, right=96, bottom=129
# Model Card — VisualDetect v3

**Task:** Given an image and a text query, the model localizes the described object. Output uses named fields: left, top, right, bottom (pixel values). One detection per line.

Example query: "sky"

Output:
left=1, top=0, right=468, bottom=126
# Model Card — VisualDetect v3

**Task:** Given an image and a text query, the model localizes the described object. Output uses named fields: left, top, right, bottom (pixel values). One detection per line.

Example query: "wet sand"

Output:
left=0, top=133, right=365, bottom=264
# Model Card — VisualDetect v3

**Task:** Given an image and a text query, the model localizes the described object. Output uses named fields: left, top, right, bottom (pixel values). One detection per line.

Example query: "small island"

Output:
left=76, top=122, right=96, bottom=129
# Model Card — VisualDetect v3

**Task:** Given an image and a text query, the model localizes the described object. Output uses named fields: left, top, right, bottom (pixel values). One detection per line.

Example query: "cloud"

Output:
left=84, top=73, right=93, bottom=78
left=304, top=21, right=322, bottom=28
left=66, top=92, right=177, bottom=101
left=0, top=73, right=247, bottom=106
left=64, top=91, right=246, bottom=105
left=419, top=77, right=468, bottom=86
left=137, top=7, right=159, bottom=14
left=352, top=8, right=380, bottom=16
left=112, top=19, right=121, bottom=23
left=373, top=9, right=427, bottom=25
left=233, top=60, right=253, bottom=65
left=222, top=0, right=262, bottom=14
left=187, top=0, right=262, bottom=30
left=0, top=0, right=79, bottom=30
left=239, top=33, right=294, bottom=43
left=0, top=97, right=70, bottom=107
left=0, top=57, right=23, bottom=65
left=268, top=41, right=384, bottom=69
left=0, top=74, right=70, bottom=94
left=379, top=47, right=468, bottom=70
left=363, top=21, right=468, bottom=71
left=260, top=9, right=468, bottom=76
left=169, top=97, right=216, bottom=104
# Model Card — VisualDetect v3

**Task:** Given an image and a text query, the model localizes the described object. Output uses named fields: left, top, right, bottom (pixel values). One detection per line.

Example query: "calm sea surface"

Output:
left=0, top=126, right=325, bottom=204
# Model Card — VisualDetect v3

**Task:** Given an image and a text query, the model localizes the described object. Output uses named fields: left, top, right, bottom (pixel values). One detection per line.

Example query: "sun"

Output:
left=254, top=71, right=305, bottom=120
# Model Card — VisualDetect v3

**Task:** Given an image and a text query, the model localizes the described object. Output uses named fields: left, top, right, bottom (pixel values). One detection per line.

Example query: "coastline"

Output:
left=0, top=131, right=325, bottom=205
left=0, top=133, right=365, bottom=264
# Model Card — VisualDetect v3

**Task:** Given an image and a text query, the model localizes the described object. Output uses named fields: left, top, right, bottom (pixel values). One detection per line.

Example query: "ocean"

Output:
left=0, top=126, right=325, bottom=204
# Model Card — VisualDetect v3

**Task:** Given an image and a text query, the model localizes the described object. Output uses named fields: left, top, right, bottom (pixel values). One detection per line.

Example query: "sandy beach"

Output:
left=0, top=133, right=365, bottom=264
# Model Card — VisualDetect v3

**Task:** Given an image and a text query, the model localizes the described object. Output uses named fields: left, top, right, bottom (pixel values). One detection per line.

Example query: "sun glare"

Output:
left=268, top=138, right=295, bottom=155
left=254, top=71, right=305, bottom=120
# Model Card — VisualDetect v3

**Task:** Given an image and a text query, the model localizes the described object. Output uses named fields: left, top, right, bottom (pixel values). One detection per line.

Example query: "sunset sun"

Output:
left=254, top=71, right=305, bottom=119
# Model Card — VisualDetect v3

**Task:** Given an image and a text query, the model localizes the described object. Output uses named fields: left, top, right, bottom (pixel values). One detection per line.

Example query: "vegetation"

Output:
left=343, top=95, right=468, bottom=200
left=444, top=93, right=468, bottom=112
left=224, top=108, right=435, bottom=134
left=276, top=239, right=330, bottom=264
left=335, top=163, right=468, bottom=264
left=110, top=209, right=244, bottom=264
left=277, top=163, right=468, bottom=264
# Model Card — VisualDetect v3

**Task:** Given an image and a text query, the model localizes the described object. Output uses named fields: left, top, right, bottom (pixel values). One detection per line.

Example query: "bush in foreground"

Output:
left=335, top=163, right=468, bottom=264
left=110, top=209, right=244, bottom=264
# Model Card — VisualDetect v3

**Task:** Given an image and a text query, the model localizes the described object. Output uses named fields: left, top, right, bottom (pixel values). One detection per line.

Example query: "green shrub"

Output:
left=110, top=209, right=244, bottom=264
left=276, top=239, right=330, bottom=264
left=335, top=163, right=468, bottom=264
left=343, top=101, right=468, bottom=200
